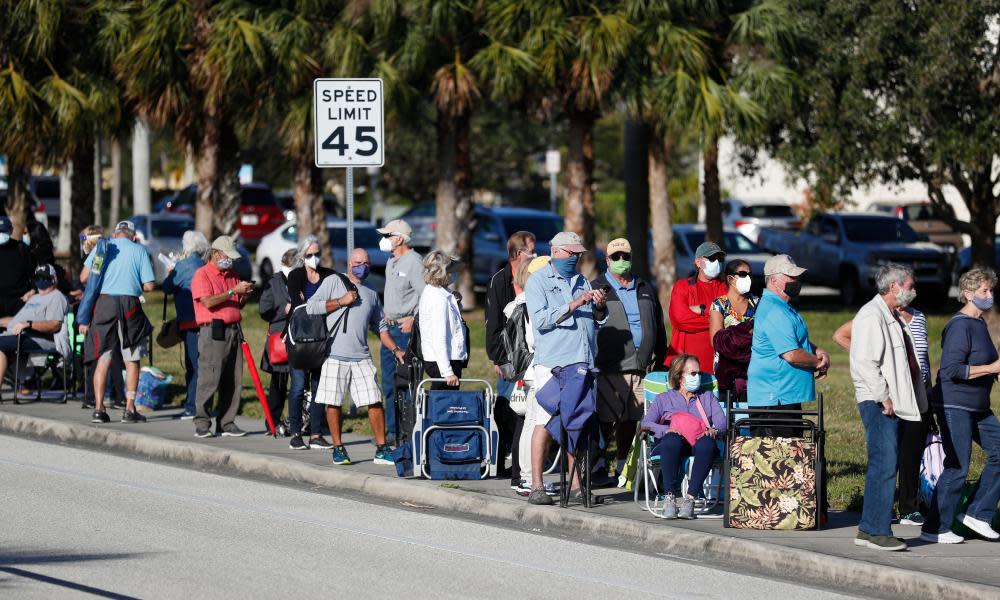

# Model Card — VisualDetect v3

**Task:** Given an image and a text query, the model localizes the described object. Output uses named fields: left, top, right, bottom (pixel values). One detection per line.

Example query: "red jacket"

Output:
left=665, top=275, right=727, bottom=373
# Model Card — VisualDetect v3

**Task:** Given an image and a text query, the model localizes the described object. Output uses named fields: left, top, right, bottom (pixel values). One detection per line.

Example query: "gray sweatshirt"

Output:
left=306, top=275, right=388, bottom=361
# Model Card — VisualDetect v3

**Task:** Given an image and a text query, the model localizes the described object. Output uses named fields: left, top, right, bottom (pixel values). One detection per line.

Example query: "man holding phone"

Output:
left=190, top=236, right=254, bottom=439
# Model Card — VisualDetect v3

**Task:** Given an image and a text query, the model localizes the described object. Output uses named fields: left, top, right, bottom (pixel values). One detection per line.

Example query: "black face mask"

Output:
left=784, top=280, right=802, bottom=298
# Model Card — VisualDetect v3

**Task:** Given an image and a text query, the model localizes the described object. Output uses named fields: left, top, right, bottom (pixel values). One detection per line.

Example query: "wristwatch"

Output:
left=699, top=304, right=706, bottom=315
left=26, top=320, right=33, bottom=331
left=228, top=289, right=236, bottom=298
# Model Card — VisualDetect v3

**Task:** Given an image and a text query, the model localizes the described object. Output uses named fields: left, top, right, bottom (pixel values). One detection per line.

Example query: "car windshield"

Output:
left=498, top=215, right=563, bottom=243
left=241, top=187, right=276, bottom=206
left=330, top=226, right=382, bottom=248
left=685, top=232, right=763, bottom=254
left=151, top=219, right=194, bottom=239
left=739, top=205, right=794, bottom=218
left=842, top=217, right=919, bottom=243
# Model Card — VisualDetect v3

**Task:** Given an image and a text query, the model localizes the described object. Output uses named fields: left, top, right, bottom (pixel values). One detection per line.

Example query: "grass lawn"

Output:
left=144, top=293, right=995, bottom=511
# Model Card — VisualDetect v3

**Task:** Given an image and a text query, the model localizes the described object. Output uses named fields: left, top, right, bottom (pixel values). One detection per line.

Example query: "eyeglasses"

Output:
left=380, top=233, right=397, bottom=239
left=730, top=271, right=751, bottom=278
left=305, top=253, right=320, bottom=259
left=609, top=252, right=631, bottom=261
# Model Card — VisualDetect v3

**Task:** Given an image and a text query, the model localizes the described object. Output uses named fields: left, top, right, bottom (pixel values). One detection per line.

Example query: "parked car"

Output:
left=128, top=213, right=251, bottom=283
left=0, top=176, right=48, bottom=228
left=29, top=175, right=58, bottom=231
left=865, top=201, right=964, bottom=253
left=669, top=225, right=772, bottom=293
left=399, top=203, right=569, bottom=287
left=154, top=182, right=285, bottom=245
left=757, top=212, right=951, bottom=304
left=255, top=218, right=388, bottom=293
left=274, top=191, right=342, bottom=223
left=954, top=236, right=1000, bottom=282
left=716, top=198, right=800, bottom=244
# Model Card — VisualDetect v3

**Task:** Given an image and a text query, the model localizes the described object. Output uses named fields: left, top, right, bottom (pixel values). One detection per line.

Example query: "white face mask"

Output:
left=22, top=234, right=31, bottom=246
left=0, top=233, right=9, bottom=245
left=683, top=373, right=701, bottom=392
left=702, top=259, right=721, bottom=278
left=304, top=256, right=320, bottom=270
left=378, top=237, right=394, bottom=253
left=735, top=275, right=752, bottom=295
left=896, top=287, right=917, bottom=307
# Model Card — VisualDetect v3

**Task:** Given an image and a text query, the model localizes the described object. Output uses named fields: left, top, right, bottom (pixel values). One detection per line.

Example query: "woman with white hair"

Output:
left=418, top=250, right=468, bottom=388
left=286, top=235, right=335, bottom=450
left=163, top=230, right=211, bottom=419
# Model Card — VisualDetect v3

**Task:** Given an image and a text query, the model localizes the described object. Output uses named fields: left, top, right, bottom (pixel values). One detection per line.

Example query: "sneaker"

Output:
left=121, top=410, right=146, bottom=424
left=899, top=512, right=926, bottom=526
left=527, top=487, right=554, bottom=506
left=289, top=435, right=308, bottom=450
left=221, top=425, right=247, bottom=437
left=309, top=436, right=333, bottom=450
left=678, top=495, right=695, bottom=519
left=195, top=426, right=213, bottom=438
left=920, top=530, right=964, bottom=544
left=91, top=410, right=110, bottom=424
left=179, top=409, right=196, bottom=420
left=331, top=445, right=352, bottom=465
left=854, top=530, right=906, bottom=551
left=515, top=480, right=533, bottom=497
left=959, top=513, right=1000, bottom=540
left=510, top=478, right=521, bottom=491
left=660, top=494, right=678, bottom=519
left=373, top=444, right=395, bottom=465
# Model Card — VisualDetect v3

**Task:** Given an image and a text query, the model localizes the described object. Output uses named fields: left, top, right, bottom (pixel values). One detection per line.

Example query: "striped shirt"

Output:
left=903, top=307, right=930, bottom=384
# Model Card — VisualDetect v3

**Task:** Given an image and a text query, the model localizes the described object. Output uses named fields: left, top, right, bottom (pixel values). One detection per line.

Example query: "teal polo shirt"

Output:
left=747, top=289, right=815, bottom=406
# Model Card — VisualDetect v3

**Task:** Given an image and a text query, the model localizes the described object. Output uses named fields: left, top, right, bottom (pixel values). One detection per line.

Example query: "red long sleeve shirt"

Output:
left=664, top=275, right=727, bottom=373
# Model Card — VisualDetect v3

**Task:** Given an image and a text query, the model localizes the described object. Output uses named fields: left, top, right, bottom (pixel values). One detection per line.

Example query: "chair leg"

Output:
left=13, top=334, right=21, bottom=405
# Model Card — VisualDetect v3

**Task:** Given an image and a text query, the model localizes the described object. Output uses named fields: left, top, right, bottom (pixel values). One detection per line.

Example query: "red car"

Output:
left=155, top=182, right=285, bottom=245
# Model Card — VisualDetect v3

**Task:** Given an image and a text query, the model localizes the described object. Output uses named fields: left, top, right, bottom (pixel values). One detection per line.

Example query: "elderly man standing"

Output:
left=190, top=236, right=254, bottom=439
left=665, top=241, right=727, bottom=371
left=593, top=237, right=666, bottom=480
left=524, top=231, right=606, bottom=506
left=849, top=263, right=925, bottom=552
left=377, top=219, right=425, bottom=444
left=81, top=220, right=156, bottom=424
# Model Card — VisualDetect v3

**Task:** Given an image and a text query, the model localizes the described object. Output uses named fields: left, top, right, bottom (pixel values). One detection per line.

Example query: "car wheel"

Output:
left=259, top=258, right=273, bottom=282
left=840, top=269, right=861, bottom=306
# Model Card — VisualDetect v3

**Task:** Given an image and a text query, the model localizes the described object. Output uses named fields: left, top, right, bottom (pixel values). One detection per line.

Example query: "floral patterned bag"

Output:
left=727, top=436, right=817, bottom=530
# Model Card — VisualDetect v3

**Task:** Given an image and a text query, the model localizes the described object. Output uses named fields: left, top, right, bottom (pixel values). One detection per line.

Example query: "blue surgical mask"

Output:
left=449, top=271, right=458, bottom=286
left=217, top=258, right=233, bottom=270
left=552, top=256, right=578, bottom=279
left=22, top=234, right=31, bottom=246
left=351, top=264, right=370, bottom=280
left=702, top=259, right=721, bottom=278
left=972, top=296, right=994, bottom=312
left=683, top=373, right=701, bottom=392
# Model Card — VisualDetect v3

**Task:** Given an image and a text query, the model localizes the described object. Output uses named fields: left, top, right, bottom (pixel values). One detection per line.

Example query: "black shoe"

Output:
left=221, top=425, right=247, bottom=437
left=195, top=426, right=212, bottom=438
left=112, top=400, right=126, bottom=409
left=309, top=436, right=333, bottom=449
left=121, top=410, right=147, bottom=424
left=289, top=435, right=308, bottom=450
left=81, top=400, right=95, bottom=409
left=91, top=410, right=110, bottom=424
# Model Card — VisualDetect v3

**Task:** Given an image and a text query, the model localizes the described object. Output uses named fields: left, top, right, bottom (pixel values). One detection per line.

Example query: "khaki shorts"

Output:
left=596, top=371, right=644, bottom=423
left=314, top=358, right=382, bottom=408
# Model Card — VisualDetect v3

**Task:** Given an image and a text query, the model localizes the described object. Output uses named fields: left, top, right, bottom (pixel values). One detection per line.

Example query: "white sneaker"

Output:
left=959, top=514, right=1000, bottom=540
left=919, top=530, right=964, bottom=544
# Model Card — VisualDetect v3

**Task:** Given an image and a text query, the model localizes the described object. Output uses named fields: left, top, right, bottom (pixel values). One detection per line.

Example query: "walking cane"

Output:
left=237, top=322, right=276, bottom=436
left=10, top=333, right=21, bottom=405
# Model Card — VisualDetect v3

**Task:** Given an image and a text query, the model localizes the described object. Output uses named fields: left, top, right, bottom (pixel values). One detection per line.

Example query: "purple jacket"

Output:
left=641, top=389, right=727, bottom=439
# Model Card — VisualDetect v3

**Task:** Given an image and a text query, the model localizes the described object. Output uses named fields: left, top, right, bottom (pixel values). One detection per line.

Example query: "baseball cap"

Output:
left=0, top=216, right=13, bottom=234
left=764, top=254, right=807, bottom=277
left=34, top=264, right=56, bottom=280
left=607, top=238, right=631, bottom=255
left=376, top=219, right=412, bottom=237
left=114, top=220, right=136, bottom=236
left=549, top=231, right=586, bottom=253
left=211, top=235, right=242, bottom=259
left=695, top=241, right=725, bottom=259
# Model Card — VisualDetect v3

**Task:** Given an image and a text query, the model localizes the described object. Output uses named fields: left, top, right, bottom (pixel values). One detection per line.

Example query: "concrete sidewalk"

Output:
left=2, top=398, right=998, bottom=599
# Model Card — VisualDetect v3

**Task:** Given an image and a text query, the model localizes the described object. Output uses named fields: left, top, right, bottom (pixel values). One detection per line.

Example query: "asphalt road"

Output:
left=0, top=435, right=856, bottom=600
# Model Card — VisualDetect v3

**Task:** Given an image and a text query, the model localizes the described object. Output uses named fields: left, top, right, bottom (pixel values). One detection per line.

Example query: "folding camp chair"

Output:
left=6, top=315, right=73, bottom=404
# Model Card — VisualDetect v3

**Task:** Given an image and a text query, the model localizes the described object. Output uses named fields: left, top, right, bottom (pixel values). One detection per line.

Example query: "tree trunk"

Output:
left=132, top=119, right=151, bottom=215
left=967, top=196, right=998, bottom=269
left=624, top=119, right=650, bottom=278
left=183, top=145, right=197, bottom=186
left=70, top=140, right=96, bottom=274
left=110, top=139, right=122, bottom=226
left=434, top=112, right=476, bottom=309
left=57, top=162, right=73, bottom=254
left=649, top=131, right=676, bottom=322
left=293, top=153, right=330, bottom=267
left=565, top=109, right=597, bottom=247
left=93, top=138, right=102, bottom=228
left=5, top=162, right=30, bottom=227
left=195, top=114, right=220, bottom=239
left=702, top=134, right=723, bottom=245
left=214, top=119, right=241, bottom=237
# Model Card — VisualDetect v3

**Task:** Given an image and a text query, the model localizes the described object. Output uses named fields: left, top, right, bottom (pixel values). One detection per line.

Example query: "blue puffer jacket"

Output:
left=162, top=255, right=205, bottom=329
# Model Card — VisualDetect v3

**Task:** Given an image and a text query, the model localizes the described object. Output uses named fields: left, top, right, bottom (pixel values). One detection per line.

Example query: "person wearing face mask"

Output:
left=162, top=231, right=210, bottom=419
left=592, top=237, right=666, bottom=482
left=665, top=242, right=728, bottom=374
left=190, top=235, right=254, bottom=438
left=258, top=248, right=299, bottom=435
left=417, top=251, right=468, bottom=388
left=845, top=264, right=928, bottom=551
left=921, top=267, right=1000, bottom=544
left=284, top=236, right=336, bottom=450
left=0, top=215, right=37, bottom=318
left=0, top=264, right=70, bottom=391
left=641, top=354, right=727, bottom=520
left=307, top=248, right=398, bottom=466
left=376, top=219, right=425, bottom=445
left=709, top=260, right=759, bottom=400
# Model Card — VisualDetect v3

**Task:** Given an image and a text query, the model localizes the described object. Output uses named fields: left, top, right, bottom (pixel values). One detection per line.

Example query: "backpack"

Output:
left=499, top=302, right=533, bottom=382
left=285, top=273, right=356, bottom=370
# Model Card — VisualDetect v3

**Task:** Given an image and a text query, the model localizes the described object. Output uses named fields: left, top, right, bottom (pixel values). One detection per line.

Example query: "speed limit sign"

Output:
left=313, top=78, right=384, bottom=168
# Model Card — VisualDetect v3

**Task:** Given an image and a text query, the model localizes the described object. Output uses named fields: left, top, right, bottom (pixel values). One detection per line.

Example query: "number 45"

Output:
left=321, top=126, right=378, bottom=157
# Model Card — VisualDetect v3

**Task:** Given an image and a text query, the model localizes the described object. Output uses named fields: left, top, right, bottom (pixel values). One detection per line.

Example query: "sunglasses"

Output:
left=305, top=253, right=321, bottom=259
left=609, top=252, right=631, bottom=261
left=730, top=271, right=751, bottom=278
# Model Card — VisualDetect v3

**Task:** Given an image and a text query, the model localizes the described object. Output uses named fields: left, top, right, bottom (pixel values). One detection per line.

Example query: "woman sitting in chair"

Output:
left=642, top=353, right=727, bottom=520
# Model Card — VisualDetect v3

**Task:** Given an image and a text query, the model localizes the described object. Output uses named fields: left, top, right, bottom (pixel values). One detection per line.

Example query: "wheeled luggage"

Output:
left=412, top=378, right=497, bottom=480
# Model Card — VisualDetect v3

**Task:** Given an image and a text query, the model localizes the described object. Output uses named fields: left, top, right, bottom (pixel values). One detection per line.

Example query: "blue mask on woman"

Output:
left=551, top=256, right=578, bottom=279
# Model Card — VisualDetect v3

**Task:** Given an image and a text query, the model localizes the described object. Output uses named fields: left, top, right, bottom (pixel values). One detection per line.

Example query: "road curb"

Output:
left=2, top=411, right=996, bottom=600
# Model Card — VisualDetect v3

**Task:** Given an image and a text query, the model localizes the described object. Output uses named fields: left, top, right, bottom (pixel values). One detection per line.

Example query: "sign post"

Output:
left=313, top=78, right=385, bottom=256
left=545, top=149, right=561, bottom=213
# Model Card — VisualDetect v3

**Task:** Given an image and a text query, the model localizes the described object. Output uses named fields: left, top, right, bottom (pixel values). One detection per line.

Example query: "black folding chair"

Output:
left=8, top=332, right=70, bottom=404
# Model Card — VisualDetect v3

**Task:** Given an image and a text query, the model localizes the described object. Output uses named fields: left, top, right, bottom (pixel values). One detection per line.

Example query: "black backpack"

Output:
left=498, top=302, right=533, bottom=381
left=285, top=273, right=356, bottom=370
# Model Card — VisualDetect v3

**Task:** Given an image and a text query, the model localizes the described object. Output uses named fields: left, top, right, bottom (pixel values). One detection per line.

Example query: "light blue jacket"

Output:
left=162, top=255, right=204, bottom=327
left=524, top=263, right=602, bottom=369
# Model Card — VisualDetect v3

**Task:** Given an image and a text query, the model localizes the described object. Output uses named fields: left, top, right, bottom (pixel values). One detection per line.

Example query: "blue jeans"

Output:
left=182, top=329, right=199, bottom=414
left=858, top=400, right=901, bottom=537
left=924, top=408, right=1000, bottom=533
left=655, top=433, right=718, bottom=497
left=288, top=367, right=322, bottom=436
left=380, top=324, right=410, bottom=439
